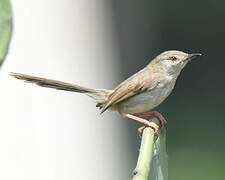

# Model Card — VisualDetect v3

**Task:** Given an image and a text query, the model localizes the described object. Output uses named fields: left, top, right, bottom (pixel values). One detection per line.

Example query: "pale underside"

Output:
left=107, top=78, right=176, bottom=114
left=98, top=67, right=177, bottom=114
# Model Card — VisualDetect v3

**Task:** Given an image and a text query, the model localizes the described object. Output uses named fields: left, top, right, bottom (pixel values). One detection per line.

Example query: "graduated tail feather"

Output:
left=10, top=72, right=111, bottom=110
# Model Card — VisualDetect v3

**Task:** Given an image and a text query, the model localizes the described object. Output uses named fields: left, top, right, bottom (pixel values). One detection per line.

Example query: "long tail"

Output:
left=10, top=72, right=111, bottom=106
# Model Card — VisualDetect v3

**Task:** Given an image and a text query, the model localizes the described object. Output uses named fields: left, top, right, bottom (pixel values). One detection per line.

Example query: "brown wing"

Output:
left=100, top=68, right=160, bottom=113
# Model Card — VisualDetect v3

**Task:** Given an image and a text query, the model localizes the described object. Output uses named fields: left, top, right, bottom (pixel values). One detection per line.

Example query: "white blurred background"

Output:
left=0, top=0, right=133, bottom=179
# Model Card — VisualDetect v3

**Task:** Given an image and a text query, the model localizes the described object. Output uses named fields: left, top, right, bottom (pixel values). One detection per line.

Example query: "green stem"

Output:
left=132, top=127, right=155, bottom=180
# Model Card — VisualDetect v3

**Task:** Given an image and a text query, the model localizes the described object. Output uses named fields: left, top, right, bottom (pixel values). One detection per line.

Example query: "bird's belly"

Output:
left=118, top=83, right=174, bottom=114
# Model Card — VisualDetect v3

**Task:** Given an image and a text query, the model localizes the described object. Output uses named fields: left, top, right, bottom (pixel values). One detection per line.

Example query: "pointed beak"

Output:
left=186, top=53, right=202, bottom=61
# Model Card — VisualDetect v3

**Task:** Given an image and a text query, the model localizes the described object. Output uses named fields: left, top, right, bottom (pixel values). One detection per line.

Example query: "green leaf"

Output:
left=0, top=0, right=12, bottom=67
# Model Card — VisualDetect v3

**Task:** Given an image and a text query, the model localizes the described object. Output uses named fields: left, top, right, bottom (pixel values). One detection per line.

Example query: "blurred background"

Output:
left=0, top=0, right=225, bottom=179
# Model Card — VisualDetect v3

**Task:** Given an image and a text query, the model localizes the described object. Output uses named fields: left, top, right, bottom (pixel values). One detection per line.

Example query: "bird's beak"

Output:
left=186, top=53, right=202, bottom=61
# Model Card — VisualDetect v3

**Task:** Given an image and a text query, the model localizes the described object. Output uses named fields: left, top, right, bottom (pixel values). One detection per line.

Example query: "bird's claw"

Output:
left=138, top=121, right=159, bottom=137
left=135, top=111, right=167, bottom=128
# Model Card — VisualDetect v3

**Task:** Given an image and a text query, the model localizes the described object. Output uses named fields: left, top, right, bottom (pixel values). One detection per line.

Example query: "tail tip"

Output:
left=10, top=72, right=19, bottom=79
left=10, top=72, right=28, bottom=80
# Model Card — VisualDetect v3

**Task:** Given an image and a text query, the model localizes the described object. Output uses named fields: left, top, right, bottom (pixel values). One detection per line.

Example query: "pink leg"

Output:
left=119, top=111, right=159, bottom=134
left=134, top=111, right=167, bottom=127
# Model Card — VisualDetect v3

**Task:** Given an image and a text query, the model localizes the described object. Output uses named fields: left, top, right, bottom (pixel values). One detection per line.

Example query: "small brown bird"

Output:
left=11, top=50, right=201, bottom=133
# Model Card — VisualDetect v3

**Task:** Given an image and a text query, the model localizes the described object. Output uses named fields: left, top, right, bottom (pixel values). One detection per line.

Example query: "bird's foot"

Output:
left=138, top=122, right=159, bottom=137
left=119, top=111, right=159, bottom=135
left=134, top=111, right=167, bottom=128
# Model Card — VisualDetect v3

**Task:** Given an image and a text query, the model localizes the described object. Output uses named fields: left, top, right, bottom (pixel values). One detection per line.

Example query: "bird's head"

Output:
left=150, top=50, right=201, bottom=77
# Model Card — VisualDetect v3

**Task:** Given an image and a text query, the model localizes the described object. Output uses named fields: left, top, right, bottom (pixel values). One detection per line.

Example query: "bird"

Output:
left=10, top=50, right=201, bottom=133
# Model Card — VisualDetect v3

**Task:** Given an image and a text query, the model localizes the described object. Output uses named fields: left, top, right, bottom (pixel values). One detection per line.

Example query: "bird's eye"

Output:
left=170, top=56, right=177, bottom=61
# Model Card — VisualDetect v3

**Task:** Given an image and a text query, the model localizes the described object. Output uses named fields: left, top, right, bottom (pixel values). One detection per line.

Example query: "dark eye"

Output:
left=170, top=56, right=177, bottom=61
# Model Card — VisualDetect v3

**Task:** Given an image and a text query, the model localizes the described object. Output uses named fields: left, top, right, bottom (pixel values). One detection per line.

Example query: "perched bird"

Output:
left=11, top=50, right=201, bottom=133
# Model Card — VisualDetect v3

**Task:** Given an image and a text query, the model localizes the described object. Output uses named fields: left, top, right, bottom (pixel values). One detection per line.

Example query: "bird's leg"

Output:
left=134, top=111, right=167, bottom=128
left=134, top=111, right=167, bottom=135
left=119, top=111, right=159, bottom=135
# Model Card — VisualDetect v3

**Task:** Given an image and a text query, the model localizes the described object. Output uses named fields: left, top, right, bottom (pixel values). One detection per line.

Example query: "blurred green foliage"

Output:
left=169, top=149, right=225, bottom=180
left=0, top=0, right=12, bottom=66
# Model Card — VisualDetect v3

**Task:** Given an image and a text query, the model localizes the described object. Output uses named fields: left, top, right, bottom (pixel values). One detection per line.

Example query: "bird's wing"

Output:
left=100, top=68, right=160, bottom=113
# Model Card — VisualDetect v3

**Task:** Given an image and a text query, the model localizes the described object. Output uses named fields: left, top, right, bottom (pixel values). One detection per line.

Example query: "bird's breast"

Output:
left=117, top=79, right=176, bottom=114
